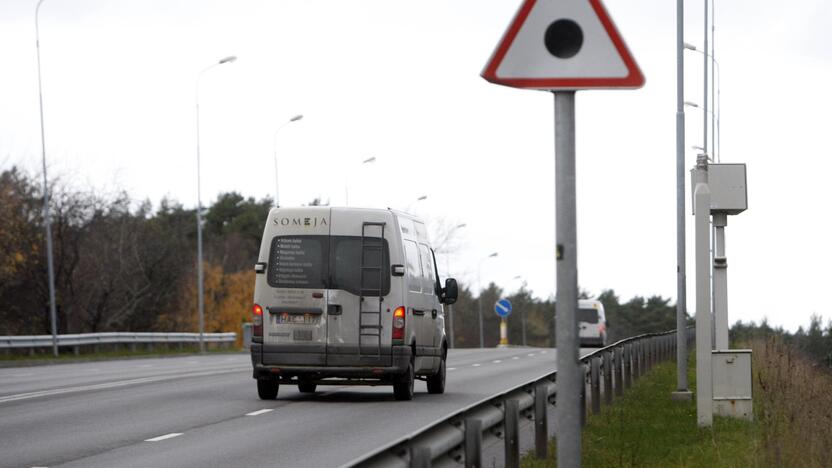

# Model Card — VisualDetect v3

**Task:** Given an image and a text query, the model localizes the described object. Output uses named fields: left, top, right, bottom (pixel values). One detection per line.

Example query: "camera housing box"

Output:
left=691, top=163, right=748, bottom=215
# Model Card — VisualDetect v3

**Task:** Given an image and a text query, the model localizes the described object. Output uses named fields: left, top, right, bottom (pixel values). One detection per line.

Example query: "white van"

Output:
left=250, top=207, right=458, bottom=401
left=578, top=299, right=608, bottom=347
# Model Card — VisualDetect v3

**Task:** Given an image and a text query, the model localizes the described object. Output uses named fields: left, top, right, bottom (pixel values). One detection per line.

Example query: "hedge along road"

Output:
left=0, top=348, right=593, bottom=468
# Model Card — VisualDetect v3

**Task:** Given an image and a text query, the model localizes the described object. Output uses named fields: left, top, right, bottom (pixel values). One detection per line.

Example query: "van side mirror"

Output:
left=391, top=264, right=405, bottom=277
left=442, top=278, right=458, bottom=305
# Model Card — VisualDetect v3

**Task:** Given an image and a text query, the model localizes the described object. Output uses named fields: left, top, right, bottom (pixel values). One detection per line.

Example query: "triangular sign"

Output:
left=482, top=0, right=644, bottom=90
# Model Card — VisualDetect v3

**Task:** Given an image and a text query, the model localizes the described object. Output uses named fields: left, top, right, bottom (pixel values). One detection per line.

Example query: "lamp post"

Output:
left=512, top=275, right=528, bottom=346
left=272, top=114, right=303, bottom=207
left=195, top=55, right=236, bottom=354
left=477, top=252, right=498, bottom=348
left=405, top=195, right=428, bottom=212
left=35, top=0, right=59, bottom=357
left=345, top=157, right=376, bottom=206
left=445, top=223, right=466, bottom=349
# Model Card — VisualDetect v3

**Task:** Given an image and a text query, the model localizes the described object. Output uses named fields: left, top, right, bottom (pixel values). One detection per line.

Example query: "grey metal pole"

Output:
left=703, top=0, right=708, bottom=154
left=674, top=0, right=690, bottom=395
left=521, top=307, right=527, bottom=347
left=554, top=91, right=580, bottom=468
left=477, top=292, right=484, bottom=349
left=35, top=0, right=59, bottom=357
left=446, top=255, right=455, bottom=349
left=711, top=0, right=716, bottom=160
left=194, top=56, right=236, bottom=354
left=694, top=154, right=713, bottom=427
left=196, top=96, right=206, bottom=354
left=713, top=213, right=728, bottom=349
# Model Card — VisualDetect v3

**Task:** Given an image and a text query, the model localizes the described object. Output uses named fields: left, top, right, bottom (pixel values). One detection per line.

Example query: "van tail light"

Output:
left=392, top=306, right=406, bottom=341
left=252, top=304, right=264, bottom=341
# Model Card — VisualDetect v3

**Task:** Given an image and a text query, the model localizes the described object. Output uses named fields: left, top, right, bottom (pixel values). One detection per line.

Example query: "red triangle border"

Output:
left=481, top=0, right=645, bottom=90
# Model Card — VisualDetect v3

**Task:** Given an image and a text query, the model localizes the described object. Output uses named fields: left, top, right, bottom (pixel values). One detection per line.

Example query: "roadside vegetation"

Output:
left=1, top=166, right=681, bottom=351
left=523, top=336, right=832, bottom=467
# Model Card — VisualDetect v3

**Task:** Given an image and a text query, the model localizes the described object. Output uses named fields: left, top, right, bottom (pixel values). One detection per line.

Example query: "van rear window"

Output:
left=268, top=235, right=390, bottom=296
left=578, top=308, right=600, bottom=324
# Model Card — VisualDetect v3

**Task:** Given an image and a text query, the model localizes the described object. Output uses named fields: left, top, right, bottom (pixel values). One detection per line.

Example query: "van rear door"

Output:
left=260, top=208, right=331, bottom=366
left=326, top=210, right=393, bottom=367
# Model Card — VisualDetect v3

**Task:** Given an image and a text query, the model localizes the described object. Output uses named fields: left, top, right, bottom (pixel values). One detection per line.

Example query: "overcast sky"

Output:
left=2, top=0, right=831, bottom=332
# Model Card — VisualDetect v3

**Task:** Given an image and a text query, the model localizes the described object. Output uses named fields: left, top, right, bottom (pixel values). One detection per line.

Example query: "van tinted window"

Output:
left=268, top=236, right=328, bottom=289
left=418, top=244, right=438, bottom=296
left=578, top=308, right=600, bottom=324
left=404, top=240, right=422, bottom=293
left=331, top=236, right=390, bottom=297
left=268, top=235, right=389, bottom=296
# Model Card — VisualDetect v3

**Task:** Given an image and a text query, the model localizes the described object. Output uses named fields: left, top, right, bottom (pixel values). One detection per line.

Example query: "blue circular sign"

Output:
left=494, top=298, right=512, bottom=318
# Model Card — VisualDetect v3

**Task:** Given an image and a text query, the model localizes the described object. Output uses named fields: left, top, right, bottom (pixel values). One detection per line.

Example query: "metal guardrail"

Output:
left=0, top=332, right=236, bottom=350
left=345, top=327, right=696, bottom=468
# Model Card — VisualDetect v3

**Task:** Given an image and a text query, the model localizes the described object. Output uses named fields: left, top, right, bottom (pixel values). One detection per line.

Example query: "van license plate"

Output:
left=293, top=329, right=313, bottom=341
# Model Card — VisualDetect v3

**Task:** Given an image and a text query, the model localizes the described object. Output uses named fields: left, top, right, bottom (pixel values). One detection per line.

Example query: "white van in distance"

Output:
left=250, top=207, right=458, bottom=401
left=578, top=299, right=608, bottom=347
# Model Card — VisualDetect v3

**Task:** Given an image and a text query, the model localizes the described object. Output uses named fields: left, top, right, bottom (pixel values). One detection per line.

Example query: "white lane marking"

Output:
left=472, top=364, right=481, bottom=367
left=492, top=360, right=502, bottom=364
left=541, top=350, right=549, bottom=354
left=246, top=409, right=274, bottom=416
left=527, top=353, right=536, bottom=357
left=447, top=367, right=457, bottom=371
left=145, top=433, right=183, bottom=442
left=512, top=356, right=520, bottom=360
left=0, top=366, right=248, bottom=405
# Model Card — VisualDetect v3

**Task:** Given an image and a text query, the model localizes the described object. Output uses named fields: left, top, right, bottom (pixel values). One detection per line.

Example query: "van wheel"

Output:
left=426, top=355, right=446, bottom=394
left=298, top=382, right=317, bottom=393
left=393, top=362, right=415, bottom=401
left=257, top=379, right=279, bottom=400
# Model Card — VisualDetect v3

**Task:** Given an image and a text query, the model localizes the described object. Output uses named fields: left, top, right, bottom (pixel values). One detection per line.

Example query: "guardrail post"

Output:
left=616, top=347, right=625, bottom=397
left=590, top=357, right=601, bottom=415
left=412, top=446, right=432, bottom=468
left=623, top=345, right=631, bottom=390
left=534, top=383, right=548, bottom=459
left=505, top=399, right=520, bottom=468
left=580, top=366, right=587, bottom=427
left=74, top=345, right=80, bottom=356
left=465, top=418, right=482, bottom=468
left=603, top=351, right=613, bottom=406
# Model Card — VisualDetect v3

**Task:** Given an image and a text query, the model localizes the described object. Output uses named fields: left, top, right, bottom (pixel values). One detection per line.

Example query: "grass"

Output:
left=523, top=354, right=762, bottom=467
left=751, top=337, right=832, bottom=467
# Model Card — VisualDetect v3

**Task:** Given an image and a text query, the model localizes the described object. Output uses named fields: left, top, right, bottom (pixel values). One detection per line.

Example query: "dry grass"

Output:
left=752, top=337, right=832, bottom=468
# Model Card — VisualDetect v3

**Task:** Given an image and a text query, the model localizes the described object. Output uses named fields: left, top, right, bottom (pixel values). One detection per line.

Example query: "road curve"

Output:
left=0, top=347, right=590, bottom=468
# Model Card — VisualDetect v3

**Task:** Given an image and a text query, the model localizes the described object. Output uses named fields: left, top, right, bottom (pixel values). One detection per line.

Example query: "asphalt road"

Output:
left=0, top=347, right=590, bottom=468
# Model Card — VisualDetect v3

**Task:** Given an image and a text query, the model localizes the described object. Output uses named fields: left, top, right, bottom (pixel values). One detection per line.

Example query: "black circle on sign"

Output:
left=544, top=19, right=583, bottom=59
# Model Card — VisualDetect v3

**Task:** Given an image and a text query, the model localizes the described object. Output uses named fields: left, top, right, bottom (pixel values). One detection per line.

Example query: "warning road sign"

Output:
left=481, top=0, right=644, bottom=90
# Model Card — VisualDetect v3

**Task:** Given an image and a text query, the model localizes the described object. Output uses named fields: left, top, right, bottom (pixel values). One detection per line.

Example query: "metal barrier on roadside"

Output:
left=0, top=332, right=237, bottom=355
left=344, top=327, right=695, bottom=468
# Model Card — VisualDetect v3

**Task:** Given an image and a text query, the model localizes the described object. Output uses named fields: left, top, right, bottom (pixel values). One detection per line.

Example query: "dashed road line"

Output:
left=472, top=363, right=481, bottom=367
left=512, top=356, right=520, bottom=360
left=447, top=367, right=457, bottom=371
left=145, top=433, right=183, bottom=442
left=492, top=360, right=502, bottom=364
left=527, top=353, right=536, bottom=357
left=246, top=409, right=274, bottom=416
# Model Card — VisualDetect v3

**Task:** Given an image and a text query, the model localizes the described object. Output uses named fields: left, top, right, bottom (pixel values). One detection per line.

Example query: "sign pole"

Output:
left=554, top=90, right=580, bottom=467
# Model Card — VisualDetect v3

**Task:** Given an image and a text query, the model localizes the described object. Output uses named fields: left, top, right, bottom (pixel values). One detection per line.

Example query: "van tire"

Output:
left=393, top=362, right=415, bottom=401
left=426, top=355, right=446, bottom=394
left=257, top=379, right=279, bottom=400
left=298, top=382, right=317, bottom=393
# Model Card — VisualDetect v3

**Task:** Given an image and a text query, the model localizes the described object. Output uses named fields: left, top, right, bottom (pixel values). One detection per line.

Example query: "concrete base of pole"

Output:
left=671, top=390, right=694, bottom=401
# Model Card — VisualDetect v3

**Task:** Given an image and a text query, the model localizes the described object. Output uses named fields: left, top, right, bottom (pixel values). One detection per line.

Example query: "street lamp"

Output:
left=35, top=0, right=59, bottom=356
left=477, top=252, right=498, bottom=348
left=445, top=223, right=467, bottom=349
left=685, top=43, right=720, bottom=162
left=195, top=55, right=237, bottom=353
left=345, top=157, right=376, bottom=206
left=272, top=114, right=303, bottom=207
